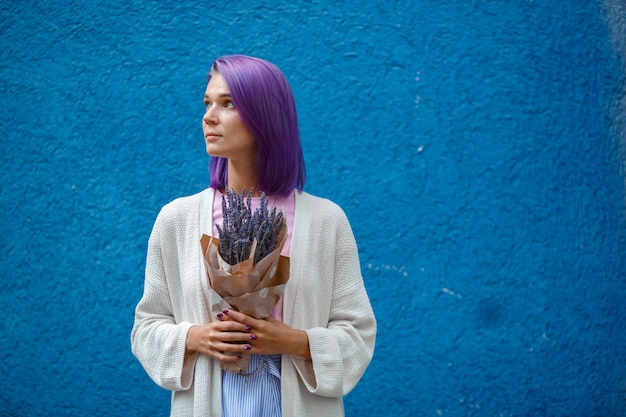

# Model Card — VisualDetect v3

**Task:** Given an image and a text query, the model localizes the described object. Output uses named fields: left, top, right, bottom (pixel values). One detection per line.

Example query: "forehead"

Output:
left=205, top=73, right=230, bottom=96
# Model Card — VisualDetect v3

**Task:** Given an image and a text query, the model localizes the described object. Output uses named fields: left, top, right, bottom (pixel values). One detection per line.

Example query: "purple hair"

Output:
left=207, top=55, right=306, bottom=197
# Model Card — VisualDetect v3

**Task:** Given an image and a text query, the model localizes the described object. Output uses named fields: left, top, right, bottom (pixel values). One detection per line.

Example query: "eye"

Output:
left=204, top=100, right=212, bottom=109
left=224, top=100, right=235, bottom=109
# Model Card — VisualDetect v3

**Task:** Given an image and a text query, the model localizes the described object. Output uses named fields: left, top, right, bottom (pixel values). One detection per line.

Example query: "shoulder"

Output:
left=153, top=188, right=212, bottom=231
left=161, top=189, right=208, bottom=211
left=296, top=191, right=351, bottom=228
left=297, top=191, right=343, bottom=213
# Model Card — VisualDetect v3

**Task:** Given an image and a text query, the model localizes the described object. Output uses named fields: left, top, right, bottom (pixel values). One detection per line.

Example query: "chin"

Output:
left=206, top=146, right=224, bottom=158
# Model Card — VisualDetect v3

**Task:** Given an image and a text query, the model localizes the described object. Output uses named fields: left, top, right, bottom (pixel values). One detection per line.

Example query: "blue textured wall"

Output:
left=2, top=1, right=625, bottom=416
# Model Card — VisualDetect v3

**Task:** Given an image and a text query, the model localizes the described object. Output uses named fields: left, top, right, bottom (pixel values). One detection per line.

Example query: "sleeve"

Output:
left=290, top=205, right=377, bottom=397
left=130, top=208, right=198, bottom=391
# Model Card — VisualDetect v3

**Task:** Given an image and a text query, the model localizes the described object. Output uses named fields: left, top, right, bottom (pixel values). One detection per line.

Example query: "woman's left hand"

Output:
left=217, top=309, right=311, bottom=360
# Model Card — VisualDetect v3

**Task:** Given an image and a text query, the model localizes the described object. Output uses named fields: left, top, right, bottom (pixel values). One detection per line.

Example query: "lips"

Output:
left=205, top=132, right=221, bottom=140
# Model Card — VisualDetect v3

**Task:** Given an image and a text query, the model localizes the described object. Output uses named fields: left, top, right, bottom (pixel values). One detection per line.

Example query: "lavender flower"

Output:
left=216, top=188, right=284, bottom=265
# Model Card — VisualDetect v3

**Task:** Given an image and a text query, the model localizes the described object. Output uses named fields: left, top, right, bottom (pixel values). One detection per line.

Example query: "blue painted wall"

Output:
left=2, top=1, right=625, bottom=415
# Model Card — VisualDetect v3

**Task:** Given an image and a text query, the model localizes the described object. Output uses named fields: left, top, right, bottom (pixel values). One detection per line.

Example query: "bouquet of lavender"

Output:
left=200, top=188, right=289, bottom=320
left=216, top=189, right=285, bottom=266
left=200, top=189, right=290, bottom=373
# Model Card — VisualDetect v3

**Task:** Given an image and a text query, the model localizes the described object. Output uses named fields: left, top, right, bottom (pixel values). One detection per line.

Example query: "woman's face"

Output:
left=202, top=73, right=257, bottom=164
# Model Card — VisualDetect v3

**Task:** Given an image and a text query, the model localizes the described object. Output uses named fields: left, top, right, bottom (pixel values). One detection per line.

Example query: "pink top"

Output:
left=212, top=190, right=296, bottom=321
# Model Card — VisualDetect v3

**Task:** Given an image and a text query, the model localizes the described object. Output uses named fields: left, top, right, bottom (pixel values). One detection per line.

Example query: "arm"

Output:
left=289, top=203, right=377, bottom=397
left=131, top=203, right=260, bottom=390
left=301, top=273, right=376, bottom=397
left=130, top=217, right=197, bottom=391
left=293, top=206, right=376, bottom=397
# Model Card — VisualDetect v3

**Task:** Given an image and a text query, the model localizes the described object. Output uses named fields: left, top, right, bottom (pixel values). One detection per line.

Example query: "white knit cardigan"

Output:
left=131, top=188, right=376, bottom=417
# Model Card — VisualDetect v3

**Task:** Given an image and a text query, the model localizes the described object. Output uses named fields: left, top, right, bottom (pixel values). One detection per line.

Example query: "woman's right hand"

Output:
left=185, top=318, right=254, bottom=363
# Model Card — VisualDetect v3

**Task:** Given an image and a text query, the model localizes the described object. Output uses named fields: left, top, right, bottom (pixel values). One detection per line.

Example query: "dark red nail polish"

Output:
left=244, top=345, right=251, bottom=351
left=245, top=326, right=252, bottom=331
left=216, top=313, right=223, bottom=319
left=249, top=334, right=257, bottom=340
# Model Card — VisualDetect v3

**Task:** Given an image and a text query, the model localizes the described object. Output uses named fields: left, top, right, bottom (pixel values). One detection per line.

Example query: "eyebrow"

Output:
left=204, top=93, right=232, bottom=100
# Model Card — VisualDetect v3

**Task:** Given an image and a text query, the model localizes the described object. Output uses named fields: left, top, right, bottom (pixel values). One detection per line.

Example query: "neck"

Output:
left=226, top=160, right=260, bottom=196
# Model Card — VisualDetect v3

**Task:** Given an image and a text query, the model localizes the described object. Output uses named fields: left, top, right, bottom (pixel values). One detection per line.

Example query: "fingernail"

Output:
left=236, top=355, right=242, bottom=360
left=244, top=345, right=251, bottom=351
left=216, top=313, right=223, bottom=319
left=245, top=326, right=252, bottom=331
left=222, top=309, right=229, bottom=315
left=249, top=334, right=257, bottom=340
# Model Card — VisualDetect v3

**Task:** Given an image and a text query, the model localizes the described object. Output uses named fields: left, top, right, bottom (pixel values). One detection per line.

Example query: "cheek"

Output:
left=232, top=120, right=254, bottom=139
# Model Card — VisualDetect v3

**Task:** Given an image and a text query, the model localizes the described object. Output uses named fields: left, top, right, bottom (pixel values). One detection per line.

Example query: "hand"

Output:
left=217, top=309, right=311, bottom=360
left=185, top=317, right=255, bottom=363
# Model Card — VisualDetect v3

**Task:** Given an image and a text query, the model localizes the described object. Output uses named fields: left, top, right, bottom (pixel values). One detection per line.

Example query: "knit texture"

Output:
left=131, top=188, right=376, bottom=417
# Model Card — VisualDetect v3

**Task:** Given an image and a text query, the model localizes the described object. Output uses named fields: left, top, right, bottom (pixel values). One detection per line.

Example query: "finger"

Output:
left=216, top=311, right=236, bottom=321
left=218, top=331, right=256, bottom=344
left=217, top=353, right=243, bottom=363
left=214, top=316, right=251, bottom=332
left=210, top=349, right=243, bottom=363
left=201, top=338, right=252, bottom=359
left=214, top=340, right=252, bottom=353
left=222, top=309, right=257, bottom=328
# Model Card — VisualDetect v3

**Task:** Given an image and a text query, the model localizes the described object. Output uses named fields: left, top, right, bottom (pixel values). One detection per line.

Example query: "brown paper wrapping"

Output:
left=200, top=220, right=290, bottom=373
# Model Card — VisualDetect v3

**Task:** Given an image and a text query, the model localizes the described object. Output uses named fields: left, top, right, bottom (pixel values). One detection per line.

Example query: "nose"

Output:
left=203, top=106, right=217, bottom=124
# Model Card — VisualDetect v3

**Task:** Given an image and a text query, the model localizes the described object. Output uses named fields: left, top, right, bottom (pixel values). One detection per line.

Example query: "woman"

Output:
left=131, top=54, right=376, bottom=417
